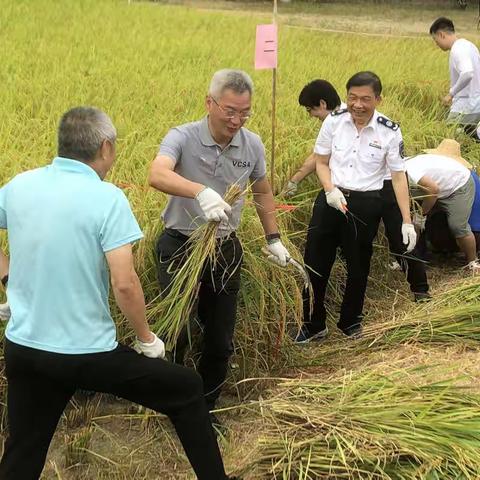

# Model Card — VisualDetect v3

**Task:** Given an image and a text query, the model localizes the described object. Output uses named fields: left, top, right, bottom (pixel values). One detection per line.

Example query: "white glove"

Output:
left=401, top=223, right=417, bottom=253
left=282, top=180, right=298, bottom=197
left=412, top=212, right=426, bottom=232
left=325, top=187, right=347, bottom=213
left=0, top=302, right=11, bottom=321
left=266, top=239, right=290, bottom=267
left=134, top=332, right=165, bottom=359
left=195, top=187, right=231, bottom=223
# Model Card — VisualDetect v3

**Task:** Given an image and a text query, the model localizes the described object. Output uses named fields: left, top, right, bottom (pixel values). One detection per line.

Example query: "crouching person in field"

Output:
left=0, top=107, right=230, bottom=480
left=407, top=139, right=479, bottom=274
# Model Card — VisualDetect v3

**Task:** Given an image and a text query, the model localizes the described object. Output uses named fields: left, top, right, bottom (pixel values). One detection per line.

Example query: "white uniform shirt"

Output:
left=405, top=154, right=470, bottom=199
left=314, top=109, right=405, bottom=191
left=449, top=38, right=480, bottom=114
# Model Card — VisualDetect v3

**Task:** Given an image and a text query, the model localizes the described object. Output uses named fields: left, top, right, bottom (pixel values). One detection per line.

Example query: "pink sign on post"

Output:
left=255, top=24, right=278, bottom=70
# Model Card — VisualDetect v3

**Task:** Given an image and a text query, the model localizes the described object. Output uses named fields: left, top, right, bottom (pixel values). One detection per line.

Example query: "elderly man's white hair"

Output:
left=208, top=69, right=254, bottom=99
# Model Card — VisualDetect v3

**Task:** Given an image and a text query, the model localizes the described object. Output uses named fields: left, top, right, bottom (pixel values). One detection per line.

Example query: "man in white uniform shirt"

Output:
left=406, top=139, right=479, bottom=273
left=297, top=71, right=416, bottom=341
left=285, top=80, right=430, bottom=310
left=430, top=17, right=480, bottom=138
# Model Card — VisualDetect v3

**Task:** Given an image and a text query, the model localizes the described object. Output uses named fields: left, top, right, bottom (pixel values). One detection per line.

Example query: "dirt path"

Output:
left=157, top=0, right=480, bottom=39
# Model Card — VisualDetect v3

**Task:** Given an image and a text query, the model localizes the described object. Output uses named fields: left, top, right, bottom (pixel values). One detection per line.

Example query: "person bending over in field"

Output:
left=407, top=139, right=480, bottom=274
left=148, top=69, right=291, bottom=430
left=295, top=71, right=417, bottom=343
left=0, top=107, right=233, bottom=480
left=430, top=17, right=480, bottom=140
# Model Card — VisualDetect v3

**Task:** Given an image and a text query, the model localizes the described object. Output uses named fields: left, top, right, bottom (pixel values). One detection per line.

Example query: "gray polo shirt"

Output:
left=158, top=116, right=267, bottom=236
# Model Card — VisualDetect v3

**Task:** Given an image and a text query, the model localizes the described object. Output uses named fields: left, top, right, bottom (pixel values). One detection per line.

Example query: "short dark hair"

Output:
left=58, top=107, right=116, bottom=162
left=429, top=17, right=455, bottom=35
left=346, top=71, right=382, bottom=97
left=298, top=79, right=341, bottom=110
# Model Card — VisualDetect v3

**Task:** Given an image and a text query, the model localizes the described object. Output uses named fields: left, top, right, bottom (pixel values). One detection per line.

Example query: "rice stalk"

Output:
left=237, top=368, right=480, bottom=479
left=148, top=184, right=244, bottom=349
left=308, top=280, right=480, bottom=365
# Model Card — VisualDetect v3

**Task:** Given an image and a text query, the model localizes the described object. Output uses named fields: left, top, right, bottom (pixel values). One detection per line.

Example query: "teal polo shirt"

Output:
left=0, top=157, right=143, bottom=354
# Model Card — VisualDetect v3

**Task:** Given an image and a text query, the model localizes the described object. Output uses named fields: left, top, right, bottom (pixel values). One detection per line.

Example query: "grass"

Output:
left=0, top=0, right=480, bottom=478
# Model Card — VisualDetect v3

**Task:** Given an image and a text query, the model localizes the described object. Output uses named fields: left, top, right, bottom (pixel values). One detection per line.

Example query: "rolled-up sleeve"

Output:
left=314, top=115, right=334, bottom=155
left=158, top=128, right=185, bottom=166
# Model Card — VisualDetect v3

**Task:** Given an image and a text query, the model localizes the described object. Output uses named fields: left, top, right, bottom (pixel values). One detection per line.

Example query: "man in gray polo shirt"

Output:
left=149, top=69, right=290, bottom=418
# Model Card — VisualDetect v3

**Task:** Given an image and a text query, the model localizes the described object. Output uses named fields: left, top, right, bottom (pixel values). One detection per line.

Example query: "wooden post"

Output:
left=270, top=0, right=278, bottom=191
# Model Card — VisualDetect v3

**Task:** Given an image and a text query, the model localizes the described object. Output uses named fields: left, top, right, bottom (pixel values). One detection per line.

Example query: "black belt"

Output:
left=338, top=187, right=381, bottom=199
left=164, top=228, right=237, bottom=243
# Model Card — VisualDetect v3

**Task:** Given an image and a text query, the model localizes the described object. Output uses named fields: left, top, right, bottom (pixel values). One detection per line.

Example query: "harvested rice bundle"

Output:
left=238, top=368, right=480, bottom=479
left=310, top=280, right=480, bottom=364
left=148, top=184, right=244, bottom=349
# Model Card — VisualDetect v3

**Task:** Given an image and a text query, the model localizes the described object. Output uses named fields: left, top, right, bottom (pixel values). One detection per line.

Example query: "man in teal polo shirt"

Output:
left=0, top=107, right=231, bottom=480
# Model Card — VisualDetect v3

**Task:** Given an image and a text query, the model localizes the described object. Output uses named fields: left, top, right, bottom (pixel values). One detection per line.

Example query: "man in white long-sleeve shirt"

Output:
left=430, top=17, right=480, bottom=138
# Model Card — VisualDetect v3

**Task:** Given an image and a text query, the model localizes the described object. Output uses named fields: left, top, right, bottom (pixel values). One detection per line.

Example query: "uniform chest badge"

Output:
left=368, top=141, right=382, bottom=149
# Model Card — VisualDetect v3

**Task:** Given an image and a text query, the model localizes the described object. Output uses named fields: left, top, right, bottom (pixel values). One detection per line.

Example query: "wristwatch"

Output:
left=265, top=232, right=281, bottom=244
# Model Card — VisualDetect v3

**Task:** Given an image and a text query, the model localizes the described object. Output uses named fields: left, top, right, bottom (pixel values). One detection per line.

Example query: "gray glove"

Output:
left=401, top=223, right=417, bottom=252
left=0, top=302, right=11, bottom=321
left=134, top=332, right=166, bottom=359
left=282, top=180, right=298, bottom=197
left=413, top=212, right=426, bottom=232
left=325, top=187, right=347, bottom=213
left=195, top=187, right=231, bottom=223
left=266, top=240, right=290, bottom=267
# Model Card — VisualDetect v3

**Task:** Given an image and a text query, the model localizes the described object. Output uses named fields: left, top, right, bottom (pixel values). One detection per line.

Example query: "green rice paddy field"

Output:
left=1, top=1, right=480, bottom=478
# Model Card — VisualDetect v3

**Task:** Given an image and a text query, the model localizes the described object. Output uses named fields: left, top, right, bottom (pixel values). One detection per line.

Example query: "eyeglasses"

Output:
left=210, top=97, right=252, bottom=121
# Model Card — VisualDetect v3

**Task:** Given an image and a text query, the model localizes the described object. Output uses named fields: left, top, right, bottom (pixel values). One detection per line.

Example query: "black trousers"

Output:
left=156, top=229, right=243, bottom=410
left=0, top=339, right=226, bottom=480
left=303, top=190, right=382, bottom=334
left=380, top=180, right=429, bottom=294
left=463, top=124, right=480, bottom=142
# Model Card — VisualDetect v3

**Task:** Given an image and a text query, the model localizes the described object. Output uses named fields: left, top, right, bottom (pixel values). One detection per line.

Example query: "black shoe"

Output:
left=342, top=324, right=363, bottom=339
left=414, top=292, right=432, bottom=303
left=76, top=389, right=96, bottom=399
left=294, top=326, right=328, bottom=344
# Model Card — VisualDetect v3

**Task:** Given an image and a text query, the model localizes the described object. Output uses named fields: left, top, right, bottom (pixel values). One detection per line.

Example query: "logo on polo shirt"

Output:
left=233, top=161, right=251, bottom=168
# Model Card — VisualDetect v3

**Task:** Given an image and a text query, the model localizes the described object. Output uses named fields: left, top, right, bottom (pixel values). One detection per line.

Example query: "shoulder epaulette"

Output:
left=331, top=108, right=348, bottom=116
left=377, top=116, right=399, bottom=131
